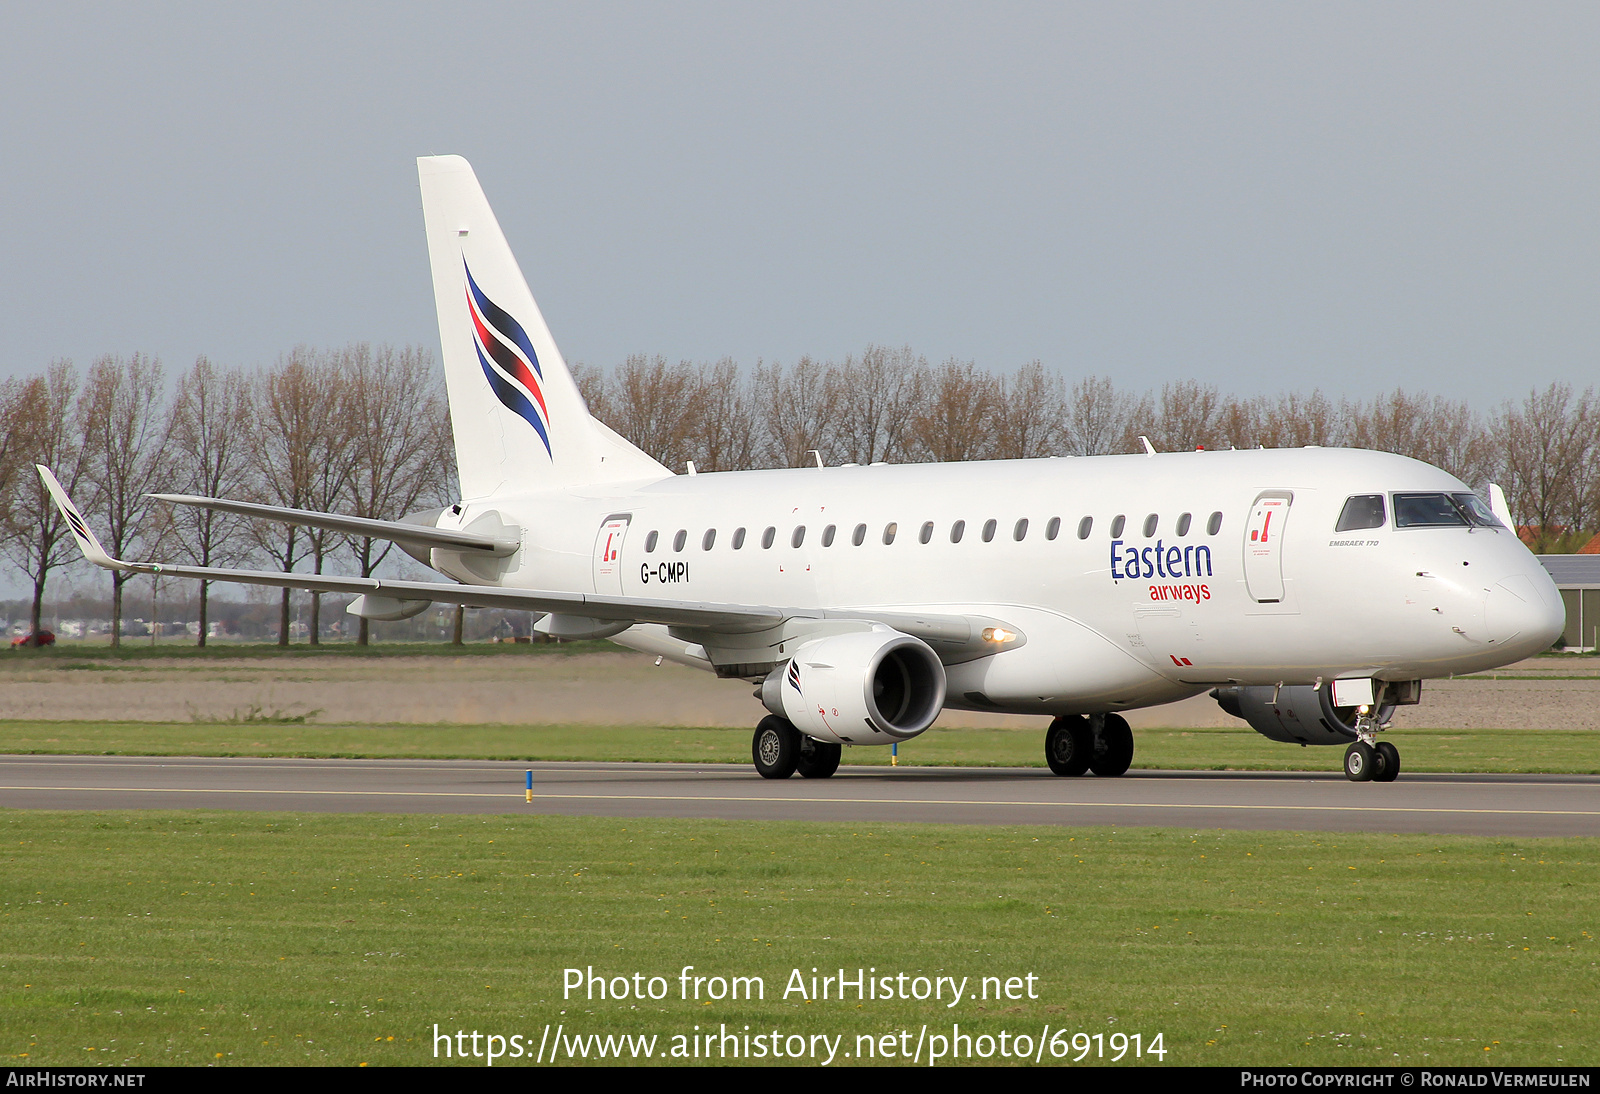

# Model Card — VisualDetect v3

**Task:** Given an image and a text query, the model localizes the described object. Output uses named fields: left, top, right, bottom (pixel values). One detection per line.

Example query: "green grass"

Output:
left=0, top=640, right=615, bottom=662
left=0, top=809, right=1593, bottom=1067
left=2, top=721, right=1597, bottom=774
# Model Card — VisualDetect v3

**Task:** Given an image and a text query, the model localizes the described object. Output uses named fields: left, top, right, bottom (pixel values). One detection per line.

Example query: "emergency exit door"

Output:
left=592, top=516, right=630, bottom=595
left=1243, top=492, right=1292, bottom=602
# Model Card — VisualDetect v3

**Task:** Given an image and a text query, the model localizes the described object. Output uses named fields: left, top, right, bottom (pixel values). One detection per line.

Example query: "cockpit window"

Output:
left=1392, top=492, right=1468, bottom=528
left=1335, top=495, right=1386, bottom=532
left=1452, top=492, right=1504, bottom=528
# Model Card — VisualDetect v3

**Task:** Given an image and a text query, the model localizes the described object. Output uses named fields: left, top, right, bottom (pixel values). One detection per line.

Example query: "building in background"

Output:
left=1540, top=554, right=1600, bottom=650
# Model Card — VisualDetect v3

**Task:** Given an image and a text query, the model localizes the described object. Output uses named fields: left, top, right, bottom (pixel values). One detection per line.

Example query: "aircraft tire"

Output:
left=796, top=737, right=842, bottom=779
left=1343, top=742, right=1376, bottom=782
left=1045, top=716, right=1092, bottom=777
left=1373, top=741, right=1400, bottom=783
left=1090, top=713, right=1135, bottom=777
left=753, top=716, right=801, bottom=779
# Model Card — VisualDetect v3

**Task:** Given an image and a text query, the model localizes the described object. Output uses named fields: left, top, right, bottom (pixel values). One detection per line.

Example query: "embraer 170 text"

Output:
left=41, top=155, right=1565, bottom=783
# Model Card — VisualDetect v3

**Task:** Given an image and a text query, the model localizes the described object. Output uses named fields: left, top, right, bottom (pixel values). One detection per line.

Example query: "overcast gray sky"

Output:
left=3, top=2, right=1597, bottom=407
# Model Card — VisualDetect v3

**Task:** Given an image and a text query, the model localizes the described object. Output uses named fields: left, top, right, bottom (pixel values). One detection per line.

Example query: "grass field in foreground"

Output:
left=2, top=720, right=1597, bottom=774
left=0, top=809, right=1594, bottom=1067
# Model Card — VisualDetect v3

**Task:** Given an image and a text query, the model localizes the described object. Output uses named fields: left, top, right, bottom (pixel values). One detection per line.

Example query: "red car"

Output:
left=10, top=630, right=55, bottom=648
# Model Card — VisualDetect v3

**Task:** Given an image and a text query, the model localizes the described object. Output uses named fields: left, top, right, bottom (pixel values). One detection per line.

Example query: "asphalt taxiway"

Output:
left=1, top=754, right=1597, bottom=836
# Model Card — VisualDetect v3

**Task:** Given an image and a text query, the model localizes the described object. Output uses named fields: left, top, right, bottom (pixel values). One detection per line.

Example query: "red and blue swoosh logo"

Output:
left=465, top=259, right=551, bottom=456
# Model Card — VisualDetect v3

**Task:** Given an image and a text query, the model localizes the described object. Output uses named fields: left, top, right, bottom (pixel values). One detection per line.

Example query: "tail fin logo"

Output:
left=465, top=258, right=552, bottom=457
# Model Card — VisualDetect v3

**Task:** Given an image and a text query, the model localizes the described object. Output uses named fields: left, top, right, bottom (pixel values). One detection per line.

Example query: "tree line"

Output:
left=0, top=347, right=453, bottom=646
left=576, top=349, right=1598, bottom=551
left=3, top=343, right=1595, bottom=646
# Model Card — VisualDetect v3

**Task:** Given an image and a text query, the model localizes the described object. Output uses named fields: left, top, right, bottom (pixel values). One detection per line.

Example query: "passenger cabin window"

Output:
left=1335, top=495, right=1386, bottom=532
left=1013, top=518, right=1029, bottom=541
left=1176, top=512, right=1192, bottom=536
left=792, top=526, right=806, bottom=548
left=982, top=519, right=997, bottom=542
left=1207, top=511, right=1223, bottom=535
left=951, top=520, right=966, bottom=543
left=1077, top=516, right=1093, bottom=539
left=1110, top=515, right=1126, bottom=538
left=822, top=524, right=836, bottom=547
left=672, top=529, right=687, bottom=552
left=645, top=530, right=659, bottom=553
left=732, top=527, right=746, bottom=549
left=852, top=523, right=867, bottom=546
left=1393, top=493, right=1474, bottom=528
left=1046, top=517, right=1061, bottom=540
left=1143, top=514, right=1158, bottom=537
left=919, top=521, right=934, bottom=544
left=882, top=522, right=898, bottom=545
left=762, top=526, right=776, bottom=549
left=702, top=529, right=716, bottom=550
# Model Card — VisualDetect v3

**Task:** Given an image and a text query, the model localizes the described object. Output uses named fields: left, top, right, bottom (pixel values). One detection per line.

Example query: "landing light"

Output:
left=982, top=627, right=1016, bottom=644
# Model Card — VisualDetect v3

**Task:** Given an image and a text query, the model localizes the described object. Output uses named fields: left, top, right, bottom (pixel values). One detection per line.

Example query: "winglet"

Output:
left=35, top=465, right=126, bottom=571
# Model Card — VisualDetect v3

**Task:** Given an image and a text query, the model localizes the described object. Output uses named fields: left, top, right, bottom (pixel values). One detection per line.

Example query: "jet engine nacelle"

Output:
left=1212, top=684, right=1401, bottom=746
left=760, top=629, right=946, bottom=746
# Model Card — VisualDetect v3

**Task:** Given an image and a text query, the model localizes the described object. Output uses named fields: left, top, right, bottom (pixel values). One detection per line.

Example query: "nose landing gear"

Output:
left=1373, top=741, right=1400, bottom=780
left=1343, top=707, right=1400, bottom=782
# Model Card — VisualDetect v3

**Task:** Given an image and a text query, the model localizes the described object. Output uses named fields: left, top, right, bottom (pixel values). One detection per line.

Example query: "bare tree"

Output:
left=167, top=357, right=255, bottom=645
left=692, top=358, right=759, bottom=472
left=755, top=356, right=842, bottom=468
left=601, top=355, right=704, bottom=471
left=0, top=377, right=26, bottom=526
left=833, top=344, right=925, bottom=465
left=991, top=361, right=1067, bottom=460
left=1492, top=383, right=1596, bottom=550
left=77, top=354, right=171, bottom=647
left=570, top=362, right=608, bottom=420
left=2, top=362, right=92, bottom=645
left=298, top=352, right=358, bottom=646
left=341, top=345, right=450, bottom=645
left=905, top=358, right=1001, bottom=462
left=1341, top=389, right=1495, bottom=491
left=1141, top=379, right=1223, bottom=452
left=1061, top=376, right=1144, bottom=456
left=1248, top=390, right=1341, bottom=449
left=251, top=348, right=345, bottom=645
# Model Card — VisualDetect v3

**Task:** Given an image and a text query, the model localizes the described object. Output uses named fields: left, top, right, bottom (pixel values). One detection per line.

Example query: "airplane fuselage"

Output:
left=434, top=445, right=1563, bottom=720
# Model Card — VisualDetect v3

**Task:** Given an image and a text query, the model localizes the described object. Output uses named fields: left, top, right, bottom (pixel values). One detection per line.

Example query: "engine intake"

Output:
left=761, top=630, right=946, bottom=745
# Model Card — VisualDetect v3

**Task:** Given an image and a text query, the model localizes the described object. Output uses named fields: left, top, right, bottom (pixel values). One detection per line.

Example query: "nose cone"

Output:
left=1484, top=569, right=1566, bottom=658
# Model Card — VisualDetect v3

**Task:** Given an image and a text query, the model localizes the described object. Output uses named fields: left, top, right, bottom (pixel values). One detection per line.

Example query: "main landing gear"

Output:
left=1343, top=739, right=1400, bottom=783
left=752, top=715, right=841, bottom=779
left=1045, top=714, right=1134, bottom=777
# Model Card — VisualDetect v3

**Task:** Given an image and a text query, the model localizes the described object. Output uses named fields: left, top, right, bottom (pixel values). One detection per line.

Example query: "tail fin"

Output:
left=417, top=155, right=670, bottom=500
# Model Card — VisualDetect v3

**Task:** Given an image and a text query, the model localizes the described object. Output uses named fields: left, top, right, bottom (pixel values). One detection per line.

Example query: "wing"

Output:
left=39, top=467, right=1019, bottom=658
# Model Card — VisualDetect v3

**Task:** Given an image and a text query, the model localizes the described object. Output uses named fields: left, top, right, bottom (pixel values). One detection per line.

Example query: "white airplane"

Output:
left=40, top=155, right=1566, bottom=783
